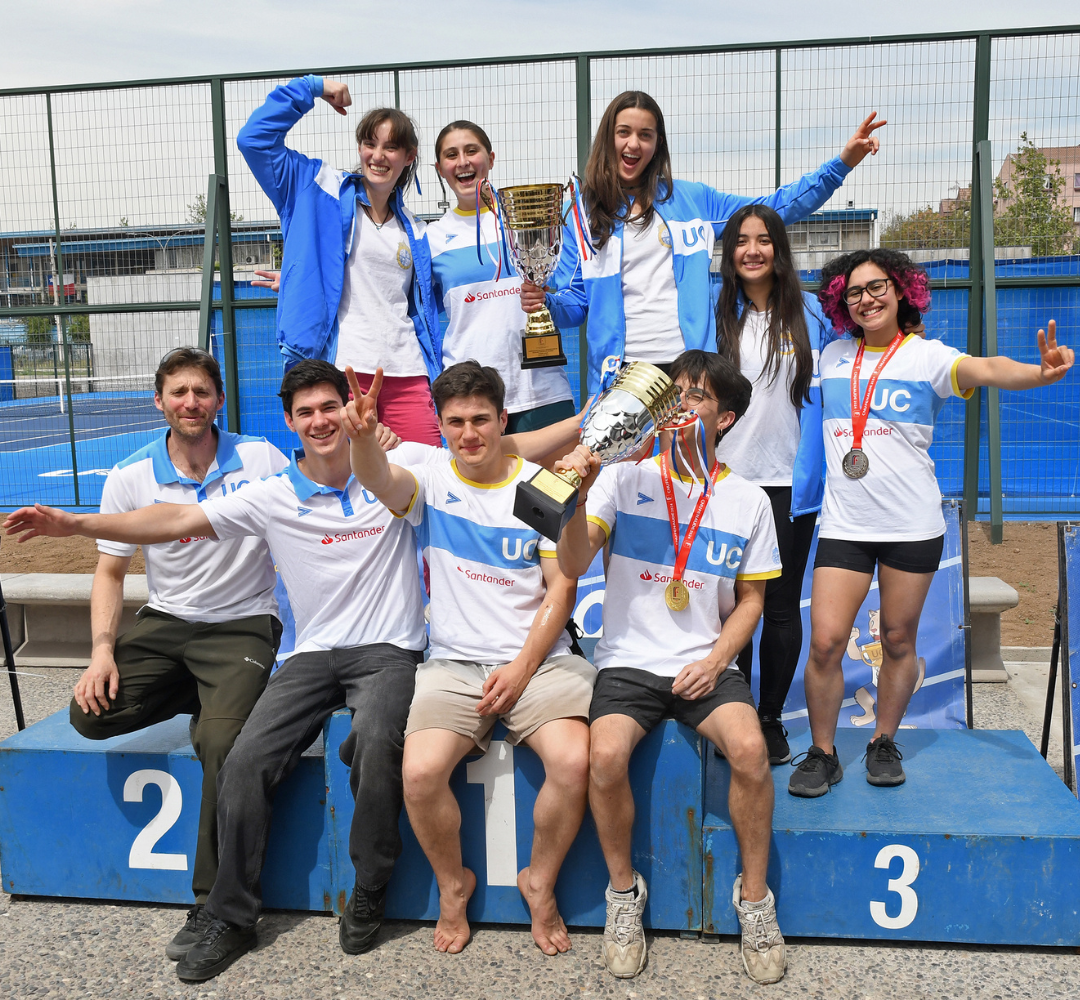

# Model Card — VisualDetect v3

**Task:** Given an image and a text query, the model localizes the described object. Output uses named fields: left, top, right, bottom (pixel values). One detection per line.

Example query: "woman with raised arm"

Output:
left=239, top=75, right=442, bottom=445
left=712, top=204, right=830, bottom=765
left=427, top=121, right=576, bottom=432
left=520, top=92, right=885, bottom=393
left=789, top=248, right=1073, bottom=797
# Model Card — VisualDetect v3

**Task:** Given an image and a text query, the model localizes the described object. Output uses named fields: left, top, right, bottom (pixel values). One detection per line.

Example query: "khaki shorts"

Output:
left=405, top=653, right=596, bottom=752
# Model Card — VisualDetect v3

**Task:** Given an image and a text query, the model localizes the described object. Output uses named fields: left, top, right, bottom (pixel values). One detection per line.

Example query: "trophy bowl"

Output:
left=493, top=183, right=569, bottom=370
left=514, top=362, right=682, bottom=541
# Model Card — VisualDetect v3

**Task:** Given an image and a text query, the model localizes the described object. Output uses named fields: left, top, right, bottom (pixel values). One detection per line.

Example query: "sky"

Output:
left=0, top=1, right=1077, bottom=90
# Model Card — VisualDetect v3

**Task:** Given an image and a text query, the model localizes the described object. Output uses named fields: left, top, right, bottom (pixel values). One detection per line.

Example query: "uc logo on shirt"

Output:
left=396, top=242, right=412, bottom=270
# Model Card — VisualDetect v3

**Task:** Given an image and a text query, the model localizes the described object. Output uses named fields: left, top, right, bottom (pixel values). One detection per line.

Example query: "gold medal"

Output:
left=665, top=579, right=690, bottom=611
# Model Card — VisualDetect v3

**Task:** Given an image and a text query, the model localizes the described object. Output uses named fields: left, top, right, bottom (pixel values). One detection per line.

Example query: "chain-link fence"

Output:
left=1, top=29, right=1078, bottom=523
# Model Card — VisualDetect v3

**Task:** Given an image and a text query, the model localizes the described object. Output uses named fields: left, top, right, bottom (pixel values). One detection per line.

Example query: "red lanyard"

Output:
left=659, top=453, right=722, bottom=585
left=850, top=332, right=905, bottom=450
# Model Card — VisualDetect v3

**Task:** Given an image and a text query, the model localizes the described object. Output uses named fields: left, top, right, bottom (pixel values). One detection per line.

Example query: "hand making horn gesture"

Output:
left=1036, top=319, right=1074, bottom=385
left=339, top=366, right=383, bottom=440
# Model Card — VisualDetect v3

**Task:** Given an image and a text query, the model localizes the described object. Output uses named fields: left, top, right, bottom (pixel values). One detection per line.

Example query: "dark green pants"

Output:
left=505, top=397, right=577, bottom=434
left=69, top=607, right=282, bottom=902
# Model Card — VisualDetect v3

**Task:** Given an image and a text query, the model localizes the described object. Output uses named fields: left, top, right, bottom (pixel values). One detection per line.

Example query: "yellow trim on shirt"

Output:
left=452, top=206, right=490, bottom=217
left=390, top=469, right=421, bottom=519
left=863, top=332, right=917, bottom=353
left=737, top=570, right=783, bottom=581
left=451, top=455, right=523, bottom=489
left=586, top=514, right=612, bottom=539
left=950, top=354, right=975, bottom=400
left=537, top=548, right=558, bottom=559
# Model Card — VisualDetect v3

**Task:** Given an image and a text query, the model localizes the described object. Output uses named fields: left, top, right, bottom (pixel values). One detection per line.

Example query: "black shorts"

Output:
left=589, top=665, right=755, bottom=732
left=814, top=534, right=945, bottom=576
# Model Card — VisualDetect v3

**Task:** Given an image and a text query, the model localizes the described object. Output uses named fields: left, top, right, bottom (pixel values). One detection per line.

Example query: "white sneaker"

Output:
left=602, top=871, right=648, bottom=978
left=731, top=874, right=786, bottom=984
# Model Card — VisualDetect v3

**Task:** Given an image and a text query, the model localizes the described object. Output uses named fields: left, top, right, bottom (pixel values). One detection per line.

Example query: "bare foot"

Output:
left=433, top=867, right=476, bottom=954
left=517, top=866, right=572, bottom=955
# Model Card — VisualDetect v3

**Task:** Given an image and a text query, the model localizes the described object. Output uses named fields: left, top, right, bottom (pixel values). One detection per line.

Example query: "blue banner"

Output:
left=1064, top=522, right=1080, bottom=794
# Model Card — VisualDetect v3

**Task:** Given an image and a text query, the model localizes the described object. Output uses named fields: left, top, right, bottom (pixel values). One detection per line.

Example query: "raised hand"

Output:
left=339, top=366, right=383, bottom=440
left=251, top=269, right=280, bottom=292
left=3, top=503, right=78, bottom=542
left=321, top=79, right=352, bottom=116
left=1037, top=320, right=1074, bottom=384
left=554, top=444, right=601, bottom=494
left=840, top=112, right=887, bottom=168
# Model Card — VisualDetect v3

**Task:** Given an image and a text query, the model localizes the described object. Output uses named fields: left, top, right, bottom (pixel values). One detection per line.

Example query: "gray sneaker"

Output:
left=788, top=745, right=843, bottom=797
left=865, top=734, right=906, bottom=786
left=602, top=871, right=648, bottom=978
left=732, top=875, right=786, bottom=984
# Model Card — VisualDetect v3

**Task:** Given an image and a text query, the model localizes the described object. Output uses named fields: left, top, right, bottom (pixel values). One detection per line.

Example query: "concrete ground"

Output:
left=1, top=664, right=1077, bottom=1000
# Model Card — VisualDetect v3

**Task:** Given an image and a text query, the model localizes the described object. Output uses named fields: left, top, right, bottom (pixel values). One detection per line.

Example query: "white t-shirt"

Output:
left=621, top=214, right=684, bottom=363
left=97, top=430, right=287, bottom=623
left=819, top=334, right=972, bottom=542
left=202, top=442, right=444, bottom=654
left=715, top=308, right=802, bottom=486
left=586, top=457, right=781, bottom=677
left=396, top=454, right=566, bottom=664
left=428, top=208, right=573, bottom=413
left=335, top=209, right=426, bottom=377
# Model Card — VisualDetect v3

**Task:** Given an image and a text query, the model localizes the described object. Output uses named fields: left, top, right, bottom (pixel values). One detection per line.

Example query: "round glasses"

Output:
left=843, top=277, right=892, bottom=305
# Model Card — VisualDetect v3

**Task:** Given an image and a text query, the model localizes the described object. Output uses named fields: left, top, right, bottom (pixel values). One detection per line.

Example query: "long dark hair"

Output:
left=715, top=204, right=813, bottom=410
left=584, top=91, right=673, bottom=250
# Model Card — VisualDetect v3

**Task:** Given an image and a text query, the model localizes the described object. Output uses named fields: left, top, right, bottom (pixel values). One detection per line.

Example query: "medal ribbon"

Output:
left=849, top=331, right=905, bottom=452
left=659, top=452, right=722, bottom=589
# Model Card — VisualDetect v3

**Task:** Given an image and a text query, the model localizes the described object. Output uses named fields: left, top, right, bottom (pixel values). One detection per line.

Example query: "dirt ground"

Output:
left=0, top=521, right=1061, bottom=647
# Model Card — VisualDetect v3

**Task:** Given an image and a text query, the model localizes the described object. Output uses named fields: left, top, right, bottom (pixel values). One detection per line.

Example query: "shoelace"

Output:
left=608, top=896, right=642, bottom=945
left=865, top=738, right=904, bottom=764
left=202, top=919, right=232, bottom=946
left=740, top=903, right=779, bottom=953
left=790, top=746, right=831, bottom=771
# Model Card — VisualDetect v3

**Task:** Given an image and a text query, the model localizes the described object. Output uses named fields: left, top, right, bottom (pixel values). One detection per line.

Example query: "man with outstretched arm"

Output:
left=67, top=346, right=288, bottom=961
left=553, top=350, right=787, bottom=985
left=343, top=361, right=594, bottom=957
left=5, top=360, right=583, bottom=983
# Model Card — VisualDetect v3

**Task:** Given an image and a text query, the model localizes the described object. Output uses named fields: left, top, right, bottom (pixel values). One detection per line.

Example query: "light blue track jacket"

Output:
left=716, top=288, right=833, bottom=519
left=544, top=160, right=851, bottom=393
left=237, top=76, right=441, bottom=377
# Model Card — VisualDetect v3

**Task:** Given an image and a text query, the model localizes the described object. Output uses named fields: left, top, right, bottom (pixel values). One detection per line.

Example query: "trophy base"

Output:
left=521, top=309, right=567, bottom=370
left=514, top=468, right=580, bottom=542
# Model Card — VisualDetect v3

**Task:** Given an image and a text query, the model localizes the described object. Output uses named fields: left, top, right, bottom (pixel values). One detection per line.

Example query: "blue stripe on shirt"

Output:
left=610, top=510, right=748, bottom=579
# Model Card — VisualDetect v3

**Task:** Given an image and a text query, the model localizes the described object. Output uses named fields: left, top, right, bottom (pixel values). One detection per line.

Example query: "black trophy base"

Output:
left=514, top=469, right=580, bottom=542
left=521, top=332, right=568, bottom=370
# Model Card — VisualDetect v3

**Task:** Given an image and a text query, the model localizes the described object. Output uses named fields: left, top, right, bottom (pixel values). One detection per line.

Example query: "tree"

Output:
left=186, top=193, right=244, bottom=225
left=25, top=315, right=56, bottom=344
left=66, top=314, right=91, bottom=344
left=993, top=132, right=1076, bottom=257
left=881, top=195, right=971, bottom=251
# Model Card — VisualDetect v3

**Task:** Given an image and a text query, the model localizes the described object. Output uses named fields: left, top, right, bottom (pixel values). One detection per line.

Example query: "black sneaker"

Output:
left=788, top=745, right=843, bottom=797
left=175, top=918, right=256, bottom=982
left=865, top=734, right=906, bottom=786
left=758, top=715, right=791, bottom=765
left=339, top=881, right=387, bottom=954
left=165, top=903, right=212, bottom=961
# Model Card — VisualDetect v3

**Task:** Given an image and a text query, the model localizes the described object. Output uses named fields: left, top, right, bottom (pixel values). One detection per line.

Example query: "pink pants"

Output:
left=350, top=372, right=441, bottom=446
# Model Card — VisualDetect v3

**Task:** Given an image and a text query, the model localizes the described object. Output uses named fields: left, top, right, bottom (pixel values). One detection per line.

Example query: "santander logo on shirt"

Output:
left=320, top=525, right=386, bottom=545
left=638, top=568, right=704, bottom=589
left=462, top=286, right=518, bottom=305
left=178, top=536, right=212, bottom=544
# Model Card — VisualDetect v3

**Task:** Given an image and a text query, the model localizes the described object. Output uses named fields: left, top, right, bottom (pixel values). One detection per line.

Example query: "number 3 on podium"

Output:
left=870, top=844, right=920, bottom=929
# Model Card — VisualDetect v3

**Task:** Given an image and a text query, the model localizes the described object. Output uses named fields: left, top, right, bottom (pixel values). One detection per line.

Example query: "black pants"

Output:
left=736, top=486, right=817, bottom=718
left=70, top=607, right=282, bottom=902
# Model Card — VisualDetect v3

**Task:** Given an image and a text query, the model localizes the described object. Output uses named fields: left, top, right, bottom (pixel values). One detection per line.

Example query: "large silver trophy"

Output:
left=489, top=183, right=569, bottom=370
left=514, top=361, right=682, bottom=541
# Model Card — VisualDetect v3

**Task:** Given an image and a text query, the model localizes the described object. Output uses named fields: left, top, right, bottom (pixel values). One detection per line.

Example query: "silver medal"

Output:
left=842, top=448, right=869, bottom=479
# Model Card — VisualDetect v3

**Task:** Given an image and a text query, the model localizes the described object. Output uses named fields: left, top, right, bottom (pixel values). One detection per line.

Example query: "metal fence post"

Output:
left=977, top=139, right=1003, bottom=543
left=197, top=174, right=221, bottom=352
left=963, top=34, right=991, bottom=528
left=774, top=47, right=782, bottom=191
left=210, top=78, right=241, bottom=433
left=45, top=92, right=80, bottom=507
left=576, top=53, right=591, bottom=406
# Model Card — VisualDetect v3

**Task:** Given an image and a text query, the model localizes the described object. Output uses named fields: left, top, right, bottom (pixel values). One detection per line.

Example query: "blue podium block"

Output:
left=0, top=710, right=333, bottom=911
left=703, top=726, right=1080, bottom=945
left=323, top=711, right=704, bottom=931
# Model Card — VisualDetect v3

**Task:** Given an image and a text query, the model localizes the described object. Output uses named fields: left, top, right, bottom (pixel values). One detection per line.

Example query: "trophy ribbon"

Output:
left=845, top=330, right=905, bottom=480
left=659, top=452, right=723, bottom=612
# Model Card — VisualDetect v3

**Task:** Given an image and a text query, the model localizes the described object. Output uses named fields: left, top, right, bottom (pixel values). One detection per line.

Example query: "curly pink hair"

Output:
left=817, top=249, right=932, bottom=336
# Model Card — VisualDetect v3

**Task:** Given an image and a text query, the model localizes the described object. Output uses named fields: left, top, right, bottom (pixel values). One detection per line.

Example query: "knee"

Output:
left=402, top=753, right=447, bottom=805
left=808, top=630, right=847, bottom=668
left=69, top=702, right=112, bottom=740
left=545, top=745, right=590, bottom=794
left=880, top=624, right=916, bottom=661
left=725, top=730, right=769, bottom=782
left=192, top=717, right=245, bottom=772
left=589, top=739, right=631, bottom=790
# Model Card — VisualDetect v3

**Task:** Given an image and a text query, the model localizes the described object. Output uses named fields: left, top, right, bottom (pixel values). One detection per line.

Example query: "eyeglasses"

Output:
left=680, top=386, right=716, bottom=406
left=843, top=278, right=892, bottom=305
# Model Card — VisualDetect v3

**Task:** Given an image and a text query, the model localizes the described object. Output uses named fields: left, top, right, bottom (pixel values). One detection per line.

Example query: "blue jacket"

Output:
left=716, top=288, right=833, bottom=519
left=544, top=160, right=851, bottom=393
left=237, top=76, right=441, bottom=378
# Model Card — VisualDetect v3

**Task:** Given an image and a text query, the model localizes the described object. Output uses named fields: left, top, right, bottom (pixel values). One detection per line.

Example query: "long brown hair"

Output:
left=584, top=91, right=673, bottom=249
left=716, top=204, right=813, bottom=410
left=354, top=108, right=419, bottom=193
